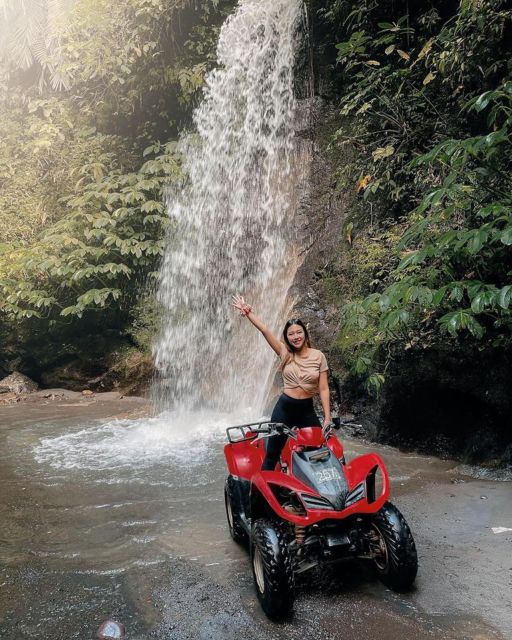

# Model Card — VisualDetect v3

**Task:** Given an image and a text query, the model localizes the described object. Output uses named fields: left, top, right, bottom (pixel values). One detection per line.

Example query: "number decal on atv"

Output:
left=313, top=468, right=340, bottom=484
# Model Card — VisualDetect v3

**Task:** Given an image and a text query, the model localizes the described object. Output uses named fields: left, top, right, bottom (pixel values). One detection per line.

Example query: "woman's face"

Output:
left=286, top=324, right=306, bottom=350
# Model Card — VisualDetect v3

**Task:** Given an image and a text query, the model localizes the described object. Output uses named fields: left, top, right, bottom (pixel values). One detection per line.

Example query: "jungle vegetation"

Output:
left=311, top=0, right=512, bottom=394
left=0, top=0, right=234, bottom=379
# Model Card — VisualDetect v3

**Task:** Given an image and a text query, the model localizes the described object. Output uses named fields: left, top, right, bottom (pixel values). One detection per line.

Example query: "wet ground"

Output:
left=0, top=395, right=511, bottom=640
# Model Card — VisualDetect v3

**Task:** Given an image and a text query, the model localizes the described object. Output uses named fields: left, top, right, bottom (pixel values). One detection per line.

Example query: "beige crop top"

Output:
left=280, top=345, right=328, bottom=397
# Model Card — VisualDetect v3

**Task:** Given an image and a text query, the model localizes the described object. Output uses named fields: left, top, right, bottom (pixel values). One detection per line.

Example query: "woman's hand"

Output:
left=231, top=294, right=252, bottom=317
left=231, top=295, right=281, bottom=355
left=322, top=417, right=334, bottom=436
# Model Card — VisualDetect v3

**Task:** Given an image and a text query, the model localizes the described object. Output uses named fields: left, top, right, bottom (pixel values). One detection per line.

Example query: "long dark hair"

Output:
left=282, top=318, right=311, bottom=352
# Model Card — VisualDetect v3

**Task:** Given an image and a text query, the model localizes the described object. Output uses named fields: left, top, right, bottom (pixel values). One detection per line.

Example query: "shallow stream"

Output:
left=1, top=398, right=511, bottom=639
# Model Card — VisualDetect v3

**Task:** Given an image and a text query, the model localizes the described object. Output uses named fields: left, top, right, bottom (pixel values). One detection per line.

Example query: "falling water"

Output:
left=30, top=0, right=309, bottom=472
left=153, top=0, right=307, bottom=415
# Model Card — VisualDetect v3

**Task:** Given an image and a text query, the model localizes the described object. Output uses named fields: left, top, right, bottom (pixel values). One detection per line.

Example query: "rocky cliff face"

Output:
left=289, top=98, right=349, bottom=395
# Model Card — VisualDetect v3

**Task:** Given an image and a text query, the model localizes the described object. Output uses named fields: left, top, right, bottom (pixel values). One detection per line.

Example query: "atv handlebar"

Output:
left=323, top=417, right=362, bottom=436
left=226, top=419, right=362, bottom=443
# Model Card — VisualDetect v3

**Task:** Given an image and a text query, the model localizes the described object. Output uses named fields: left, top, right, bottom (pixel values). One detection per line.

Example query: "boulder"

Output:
left=0, top=371, right=38, bottom=394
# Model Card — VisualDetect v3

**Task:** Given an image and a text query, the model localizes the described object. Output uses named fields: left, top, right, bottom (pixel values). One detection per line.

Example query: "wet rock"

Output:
left=40, top=359, right=104, bottom=391
left=352, top=425, right=367, bottom=437
left=341, top=422, right=367, bottom=438
left=0, top=372, right=38, bottom=394
left=455, top=463, right=512, bottom=482
left=0, top=392, right=17, bottom=405
left=96, top=620, right=125, bottom=639
left=41, top=392, right=66, bottom=401
left=22, top=389, right=78, bottom=403
left=361, top=346, right=512, bottom=467
left=86, top=351, right=153, bottom=396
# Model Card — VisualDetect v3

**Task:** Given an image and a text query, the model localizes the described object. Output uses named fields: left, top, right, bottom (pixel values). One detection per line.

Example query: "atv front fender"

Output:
left=343, top=452, right=390, bottom=513
left=250, top=453, right=390, bottom=525
left=224, top=440, right=263, bottom=478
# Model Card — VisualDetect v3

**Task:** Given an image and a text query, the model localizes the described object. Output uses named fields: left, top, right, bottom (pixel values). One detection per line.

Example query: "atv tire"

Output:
left=370, top=501, right=418, bottom=590
left=251, top=519, right=294, bottom=619
left=224, top=476, right=247, bottom=544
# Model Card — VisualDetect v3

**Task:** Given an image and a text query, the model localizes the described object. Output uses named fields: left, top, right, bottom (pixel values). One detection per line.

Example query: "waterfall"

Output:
left=153, top=0, right=307, bottom=416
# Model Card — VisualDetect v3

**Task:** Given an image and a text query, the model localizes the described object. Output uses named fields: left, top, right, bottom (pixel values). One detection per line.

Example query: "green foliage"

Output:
left=322, top=0, right=512, bottom=389
left=343, top=84, right=512, bottom=352
left=53, top=0, right=182, bottom=125
left=0, top=97, right=129, bottom=244
left=127, top=289, right=163, bottom=352
left=0, top=0, right=235, bottom=366
left=330, top=0, right=511, bottom=217
left=0, top=140, right=180, bottom=319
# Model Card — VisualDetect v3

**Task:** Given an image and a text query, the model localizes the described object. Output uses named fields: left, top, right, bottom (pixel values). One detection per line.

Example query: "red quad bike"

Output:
left=224, top=420, right=418, bottom=619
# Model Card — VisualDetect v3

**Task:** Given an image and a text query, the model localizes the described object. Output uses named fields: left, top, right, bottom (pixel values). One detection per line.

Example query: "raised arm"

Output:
left=231, top=294, right=282, bottom=355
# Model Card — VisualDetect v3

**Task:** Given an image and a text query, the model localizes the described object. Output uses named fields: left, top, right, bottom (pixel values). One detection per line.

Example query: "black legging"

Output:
left=261, top=393, right=321, bottom=471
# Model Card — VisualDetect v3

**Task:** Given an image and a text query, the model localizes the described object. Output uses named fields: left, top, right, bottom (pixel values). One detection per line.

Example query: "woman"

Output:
left=231, top=294, right=331, bottom=471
